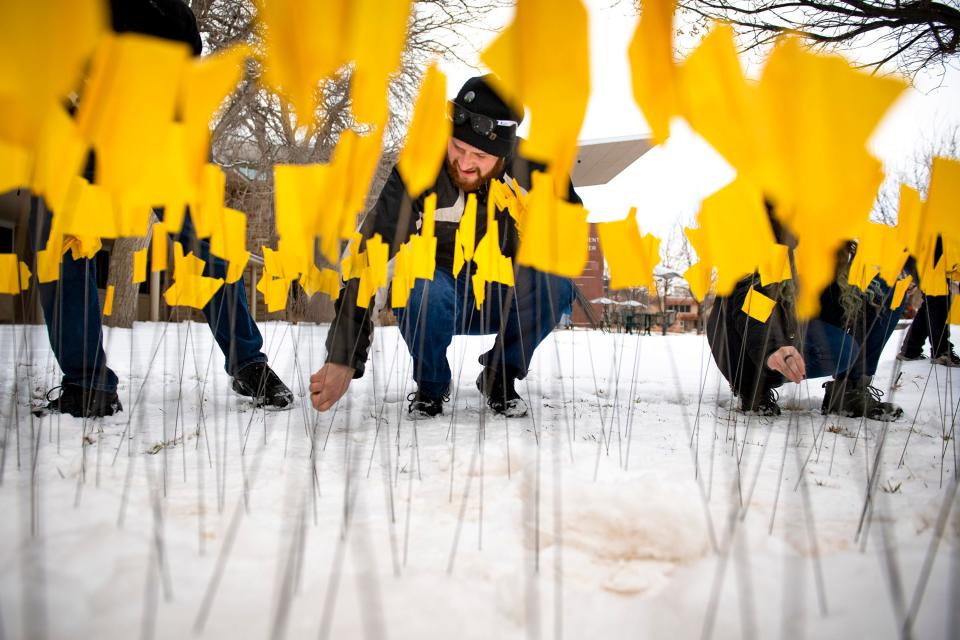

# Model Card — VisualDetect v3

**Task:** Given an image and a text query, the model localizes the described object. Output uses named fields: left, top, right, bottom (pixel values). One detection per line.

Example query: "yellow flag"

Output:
left=452, top=229, right=465, bottom=279
left=516, top=171, right=588, bottom=278
left=65, top=235, right=102, bottom=260
left=164, top=275, right=224, bottom=309
left=397, top=64, right=450, bottom=198
left=75, top=33, right=190, bottom=199
left=895, top=184, right=922, bottom=257
left=684, top=261, right=712, bottom=303
left=758, top=244, right=793, bottom=287
left=364, top=234, right=390, bottom=290
left=627, top=0, right=677, bottom=145
left=0, top=0, right=105, bottom=147
left=0, top=255, right=31, bottom=294
left=741, top=286, right=776, bottom=323
left=133, top=248, right=148, bottom=284
left=757, top=36, right=905, bottom=318
left=597, top=208, right=660, bottom=290
left=36, top=245, right=63, bottom=284
left=179, top=44, right=251, bottom=182
left=0, top=139, right=31, bottom=194
left=890, top=276, right=912, bottom=310
left=390, top=243, right=413, bottom=309
left=189, top=164, right=226, bottom=239
left=915, top=157, right=960, bottom=277
left=255, top=0, right=347, bottom=129
left=680, top=23, right=760, bottom=183
left=303, top=265, right=341, bottom=300
left=29, top=106, right=86, bottom=215
left=151, top=222, right=168, bottom=273
left=481, top=0, right=590, bottom=185
left=948, top=295, right=960, bottom=324
left=56, top=176, right=118, bottom=240
left=162, top=242, right=224, bottom=309
left=459, top=193, right=478, bottom=262
left=256, top=271, right=290, bottom=313
left=696, top=179, right=777, bottom=296
left=410, top=193, right=438, bottom=280
left=919, top=254, right=948, bottom=296
left=103, top=285, right=115, bottom=316
left=346, top=0, right=413, bottom=125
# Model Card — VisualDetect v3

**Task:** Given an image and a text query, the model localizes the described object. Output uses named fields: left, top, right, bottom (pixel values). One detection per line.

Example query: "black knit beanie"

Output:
left=110, top=0, right=203, bottom=56
left=451, top=75, right=522, bottom=157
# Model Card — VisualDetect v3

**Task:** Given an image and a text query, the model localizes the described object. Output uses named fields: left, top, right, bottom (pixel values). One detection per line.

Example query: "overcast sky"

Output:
left=437, top=0, right=960, bottom=239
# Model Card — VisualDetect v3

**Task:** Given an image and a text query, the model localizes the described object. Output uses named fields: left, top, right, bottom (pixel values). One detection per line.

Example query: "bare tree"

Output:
left=660, top=217, right=713, bottom=334
left=874, top=123, right=960, bottom=225
left=664, top=0, right=960, bottom=77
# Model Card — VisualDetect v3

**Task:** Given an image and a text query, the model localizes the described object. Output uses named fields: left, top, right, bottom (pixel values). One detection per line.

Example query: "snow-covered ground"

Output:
left=0, top=322, right=957, bottom=639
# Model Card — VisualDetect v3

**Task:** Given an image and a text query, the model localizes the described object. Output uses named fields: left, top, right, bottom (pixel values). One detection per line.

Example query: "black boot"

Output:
left=232, top=362, right=293, bottom=408
left=406, top=388, right=448, bottom=419
left=37, top=385, right=123, bottom=418
left=821, top=378, right=902, bottom=421
left=477, top=368, right=528, bottom=417
left=740, top=386, right=780, bottom=416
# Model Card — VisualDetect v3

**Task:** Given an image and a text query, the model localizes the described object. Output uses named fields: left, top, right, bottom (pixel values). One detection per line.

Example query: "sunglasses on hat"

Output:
left=449, top=102, right=518, bottom=140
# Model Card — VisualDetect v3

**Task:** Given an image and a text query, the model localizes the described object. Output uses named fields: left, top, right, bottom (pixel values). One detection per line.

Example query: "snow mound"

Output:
left=547, top=475, right=709, bottom=564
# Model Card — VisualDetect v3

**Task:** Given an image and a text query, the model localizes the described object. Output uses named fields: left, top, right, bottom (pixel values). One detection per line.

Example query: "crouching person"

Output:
left=707, top=243, right=904, bottom=421
left=310, top=76, right=576, bottom=419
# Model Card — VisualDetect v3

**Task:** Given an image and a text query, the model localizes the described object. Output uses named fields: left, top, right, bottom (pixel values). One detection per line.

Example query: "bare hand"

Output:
left=309, top=363, right=355, bottom=411
left=766, top=346, right=806, bottom=384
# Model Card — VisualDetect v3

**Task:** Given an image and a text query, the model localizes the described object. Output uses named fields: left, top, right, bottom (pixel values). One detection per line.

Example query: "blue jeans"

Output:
left=394, top=266, right=574, bottom=397
left=30, top=199, right=266, bottom=392
left=801, top=292, right=903, bottom=382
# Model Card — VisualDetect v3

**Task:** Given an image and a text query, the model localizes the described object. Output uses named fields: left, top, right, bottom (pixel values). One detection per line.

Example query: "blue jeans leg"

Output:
left=29, top=198, right=118, bottom=392
left=801, top=319, right=859, bottom=380
left=469, top=266, right=574, bottom=378
left=175, top=215, right=266, bottom=375
left=802, top=283, right=904, bottom=381
left=394, top=270, right=458, bottom=397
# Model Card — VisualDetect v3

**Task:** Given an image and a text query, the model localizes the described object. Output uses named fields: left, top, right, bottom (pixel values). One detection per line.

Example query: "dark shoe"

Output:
left=821, top=379, right=902, bottom=421
left=406, top=389, right=447, bottom=419
left=477, top=368, right=528, bottom=417
left=932, top=349, right=960, bottom=367
left=896, top=351, right=925, bottom=362
left=740, top=387, right=780, bottom=416
left=232, top=362, right=293, bottom=408
left=36, top=385, right=122, bottom=418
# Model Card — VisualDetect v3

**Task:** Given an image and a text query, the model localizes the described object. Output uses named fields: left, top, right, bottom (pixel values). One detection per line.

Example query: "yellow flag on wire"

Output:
left=397, top=63, right=450, bottom=198
left=103, top=285, right=115, bottom=316
left=741, top=286, right=776, bottom=323
left=0, top=255, right=31, bottom=294
left=627, top=0, right=677, bottom=145
left=516, top=171, right=588, bottom=278
left=133, top=248, right=148, bottom=284
left=890, top=276, right=912, bottom=310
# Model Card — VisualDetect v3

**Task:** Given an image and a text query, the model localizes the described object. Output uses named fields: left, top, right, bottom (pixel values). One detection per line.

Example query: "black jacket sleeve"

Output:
left=324, top=167, right=418, bottom=377
left=727, top=274, right=795, bottom=369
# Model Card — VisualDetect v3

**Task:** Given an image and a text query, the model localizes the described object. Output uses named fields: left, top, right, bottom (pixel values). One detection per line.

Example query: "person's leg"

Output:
left=706, top=297, right=781, bottom=413
left=394, top=269, right=458, bottom=398
left=818, top=283, right=904, bottom=420
left=856, top=290, right=905, bottom=378
left=176, top=213, right=265, bottom=375
left=801, top=319, right=858, bottom=380
left=473, top=266, right=574, bottom=378
left=923, top=294, right=951, bottom=357
left=900, top=294, right=929, bottom=358
left=30, top=197, right=118, bottom=393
